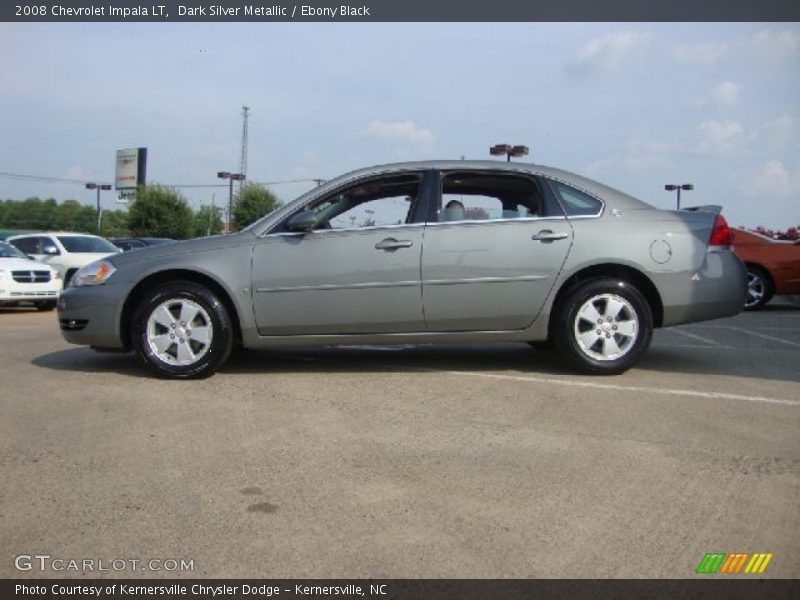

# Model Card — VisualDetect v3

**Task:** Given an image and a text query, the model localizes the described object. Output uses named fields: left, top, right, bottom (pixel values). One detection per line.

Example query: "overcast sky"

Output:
left=1, top=22, right=798, bottom=228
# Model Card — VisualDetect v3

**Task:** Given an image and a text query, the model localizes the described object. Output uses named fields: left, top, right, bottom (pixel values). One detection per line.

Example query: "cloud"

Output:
left=567, top=31, right=653, bottom=74
left=695, top=120, right=745, bottom=154
left=756, top=115, right=796, bottom=151
left=739, top=160, right=800, bottom=197
left=63, top=165, right=96, bottom=181
left=741, top=30, right=800, bottom=61
left=671, top=41, right=730, bottom=66
left=696, top=82, right=741, bottom=109
left=365, top=120, right=435, bottom=150
left=672, top=29, right=800, bottom=66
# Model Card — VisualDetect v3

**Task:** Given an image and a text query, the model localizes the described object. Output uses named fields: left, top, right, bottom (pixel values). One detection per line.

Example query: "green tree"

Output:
left=53, top=199, right=95, bottom=232
left=193, top=204, right=224, bottom=237
left=232, top=182, right=280, bottom=231
left=128, top=185, right=193, bottom=239
left=99, top=208, right=130, bottom=237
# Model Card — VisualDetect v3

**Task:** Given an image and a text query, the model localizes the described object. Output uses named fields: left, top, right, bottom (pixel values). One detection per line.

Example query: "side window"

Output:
left=9, top=237, right=39, bottom=254
left=551, top=181, right=603, bottom=217
left=438, top=172, right=541, bottom=222
left=302, top=173, right=422, bottom=230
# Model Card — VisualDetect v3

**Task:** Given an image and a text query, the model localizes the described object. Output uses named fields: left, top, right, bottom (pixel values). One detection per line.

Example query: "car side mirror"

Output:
left=286, top=210, right=317, bottom=232
left=42, top=245, right=59, bottom=255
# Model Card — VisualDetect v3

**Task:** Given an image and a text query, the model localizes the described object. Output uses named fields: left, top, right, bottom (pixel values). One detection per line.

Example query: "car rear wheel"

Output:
left=554, top=278, right=653, bottom=375
left=744, top=265, right=773, bottom=311
left=132, top=281, right=234, bottom=379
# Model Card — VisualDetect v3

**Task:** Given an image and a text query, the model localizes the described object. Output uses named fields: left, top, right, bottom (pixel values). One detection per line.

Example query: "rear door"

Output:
left=421, top=170, right=573, bottom=331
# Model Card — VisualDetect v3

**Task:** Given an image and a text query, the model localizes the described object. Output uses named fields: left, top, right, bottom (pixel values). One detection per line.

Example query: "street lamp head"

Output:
left=490, top=144, right=511, bottom=156
left=681, top=184, right=694, bottom=191
left=664, top=184, right=678, bottom=191
left=217, top=171, right=231, bottom=179
left=100, top=184, right=112, bottom=191
left=85, top=183, right=98, bottom=190
left=230, top=173, right=246, bottom=181
left=510, top=145, right=529, bottom=157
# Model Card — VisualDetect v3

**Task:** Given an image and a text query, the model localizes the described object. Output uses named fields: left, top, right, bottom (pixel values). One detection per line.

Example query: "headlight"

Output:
left=70, top=260, right=117, bottom=287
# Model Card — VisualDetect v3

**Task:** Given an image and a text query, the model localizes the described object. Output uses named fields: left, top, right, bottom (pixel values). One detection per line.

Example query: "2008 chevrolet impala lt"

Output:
left=58, top=161, right=746, bottom=378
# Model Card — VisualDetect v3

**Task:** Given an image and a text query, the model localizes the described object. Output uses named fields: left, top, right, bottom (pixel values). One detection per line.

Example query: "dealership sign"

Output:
left=115, top=147, right=147, bottom=201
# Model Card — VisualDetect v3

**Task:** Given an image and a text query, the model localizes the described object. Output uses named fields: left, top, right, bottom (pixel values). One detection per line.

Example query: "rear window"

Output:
left=57, top=236, right=118, bottom=253
left=551, top=181, right=603, bottom=216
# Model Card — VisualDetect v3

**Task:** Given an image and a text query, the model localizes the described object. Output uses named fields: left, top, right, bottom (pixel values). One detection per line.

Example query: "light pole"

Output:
left=490, top=144, right=529, bottom=162
left=665, top=183, right=693, bottom=210
left=85, top=182, right=112, bottom=232
left=217, top=171, right=246, bottom=232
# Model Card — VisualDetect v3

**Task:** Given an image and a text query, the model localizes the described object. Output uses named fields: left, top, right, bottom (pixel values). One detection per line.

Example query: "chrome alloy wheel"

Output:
left=745, top=271, right=765, bottom=309
left=146, top=298, right=213, bottom=366
left=573, top=293, right=639, bottom=362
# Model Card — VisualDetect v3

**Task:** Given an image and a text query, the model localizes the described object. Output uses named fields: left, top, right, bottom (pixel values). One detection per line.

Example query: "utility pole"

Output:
left=239, top=105, right=250, bottom=195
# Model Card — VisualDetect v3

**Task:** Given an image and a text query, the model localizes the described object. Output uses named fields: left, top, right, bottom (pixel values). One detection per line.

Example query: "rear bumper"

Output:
left=57, top=282, right=132, bottom=348
left=657, top=248, right=746, bottom=326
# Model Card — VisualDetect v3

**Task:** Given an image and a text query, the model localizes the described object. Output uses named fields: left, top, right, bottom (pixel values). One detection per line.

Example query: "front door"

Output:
left=252, top=171, right=429, bottom=336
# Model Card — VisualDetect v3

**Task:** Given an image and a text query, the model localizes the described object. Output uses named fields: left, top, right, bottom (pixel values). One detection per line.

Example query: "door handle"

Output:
left=531, top=230, right=569, bottom=242
left=375, top=238, right=413, bottom=251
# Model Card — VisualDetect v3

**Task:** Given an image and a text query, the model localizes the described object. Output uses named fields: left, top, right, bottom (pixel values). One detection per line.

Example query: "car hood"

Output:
left=108, top=231, right=255, bottom=267
left=0, top=257, right=57, bottom=271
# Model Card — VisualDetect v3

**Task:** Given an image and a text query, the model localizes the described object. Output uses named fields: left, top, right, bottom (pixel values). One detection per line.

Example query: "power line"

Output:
left=0, top=172, right=324, bottom=189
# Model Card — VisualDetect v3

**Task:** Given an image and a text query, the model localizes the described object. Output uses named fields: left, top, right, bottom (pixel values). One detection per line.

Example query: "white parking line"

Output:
left=448, top=371, right=800, bottom=407
left=710, top=326, right=800, bottom=349
left=669, top=328, right=726, bottom=346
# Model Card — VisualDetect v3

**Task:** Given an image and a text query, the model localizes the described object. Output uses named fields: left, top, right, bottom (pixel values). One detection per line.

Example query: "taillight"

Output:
left=709, top=213, right=731, bottom=246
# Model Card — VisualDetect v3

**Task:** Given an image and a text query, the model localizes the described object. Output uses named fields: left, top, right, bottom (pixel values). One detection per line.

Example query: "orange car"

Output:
left=731, top=228, right=800, bottom=310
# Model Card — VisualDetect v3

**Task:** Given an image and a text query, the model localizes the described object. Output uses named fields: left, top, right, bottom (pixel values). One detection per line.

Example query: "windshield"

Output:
left=57, top=236, right=119, bottom=253
left=0, top=242, right=29, bottom=259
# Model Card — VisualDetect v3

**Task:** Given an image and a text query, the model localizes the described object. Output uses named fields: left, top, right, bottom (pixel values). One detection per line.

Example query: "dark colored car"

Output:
left=110, top=237, right=174, bottom=252
left=730, top=228, right=800, bottom=310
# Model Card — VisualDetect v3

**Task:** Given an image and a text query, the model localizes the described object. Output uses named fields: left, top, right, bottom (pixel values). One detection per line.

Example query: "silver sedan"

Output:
left=58, top=161, right=746, bottom=378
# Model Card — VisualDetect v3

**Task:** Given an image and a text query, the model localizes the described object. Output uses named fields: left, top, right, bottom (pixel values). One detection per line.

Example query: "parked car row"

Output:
left=1, top=233, right=174, bottom=309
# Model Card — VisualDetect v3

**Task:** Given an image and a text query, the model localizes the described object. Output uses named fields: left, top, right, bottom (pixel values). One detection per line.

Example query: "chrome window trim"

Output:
left=261, top=222, right=424, bottom=238
left=426, top=215, right=567, bottom=227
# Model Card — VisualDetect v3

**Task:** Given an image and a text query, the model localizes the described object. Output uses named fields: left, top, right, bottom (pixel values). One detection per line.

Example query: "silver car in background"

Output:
left=57, top=161, right=746, bottom=379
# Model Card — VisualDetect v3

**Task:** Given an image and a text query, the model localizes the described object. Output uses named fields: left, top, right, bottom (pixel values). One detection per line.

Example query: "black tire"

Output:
left=743, top=265, right=773, bottom=311
left=131, top=281, right=234, bottom=379
left=553, top=277, right=653, bottom=375
left=35, top=300, right=57, bottom=311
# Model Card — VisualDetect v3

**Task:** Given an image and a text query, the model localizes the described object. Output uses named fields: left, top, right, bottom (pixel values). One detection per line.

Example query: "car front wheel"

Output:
left=554, top=278, right=653, bottom=375
left=132, top=281, right=234, bottom=379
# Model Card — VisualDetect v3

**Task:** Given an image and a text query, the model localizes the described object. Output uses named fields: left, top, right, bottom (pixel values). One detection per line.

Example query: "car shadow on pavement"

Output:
left=31, top=347, right=153, bottom=379
left=32, top=340, right=799, bottom=384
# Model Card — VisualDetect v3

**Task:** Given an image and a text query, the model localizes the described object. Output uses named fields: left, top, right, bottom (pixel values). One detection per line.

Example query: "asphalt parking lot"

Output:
left=1, top=301, right=798, bottom=579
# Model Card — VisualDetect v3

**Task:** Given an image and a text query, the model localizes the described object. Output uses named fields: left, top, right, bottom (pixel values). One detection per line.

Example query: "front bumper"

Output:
left=57, top=282, right=132, bottom=348
left=0, top=280, right=62, bottom=303
left=657, top=248, right=747, bottom=327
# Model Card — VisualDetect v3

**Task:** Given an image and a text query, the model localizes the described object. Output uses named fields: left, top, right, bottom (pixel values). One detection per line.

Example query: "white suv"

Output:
left=0, top=241, right=62, bottom=310
left=7, top=232, right=120, bottom=285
